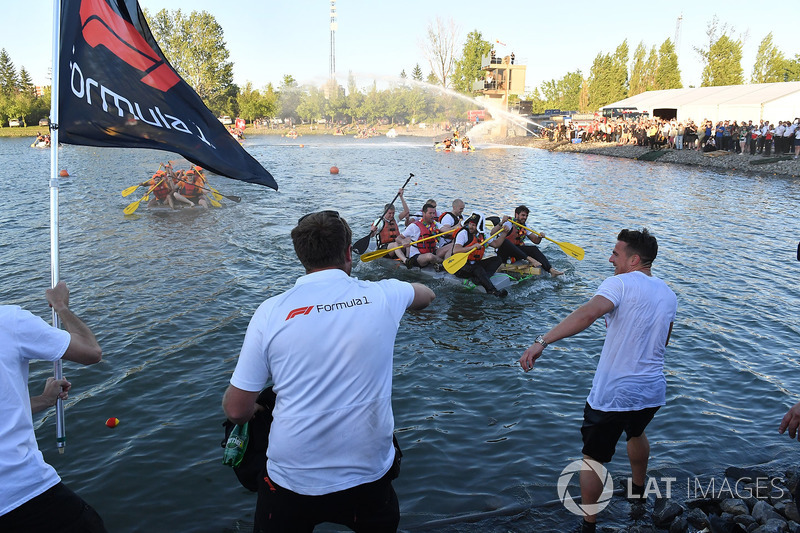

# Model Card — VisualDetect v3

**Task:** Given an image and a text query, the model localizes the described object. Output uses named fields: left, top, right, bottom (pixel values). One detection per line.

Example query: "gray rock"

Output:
left=669, top=516, right=688, bottom=533
left=751, top=518, right=789, bottom=533
left=784, top=502, right=800, bottom=523
left=654, top=499, right=684, bottom=527
left=723, top=499, right=751, bottom=516
left=753, top=500, right=788, bottom=525
left=686, top=507, right=710, bottom=529
left=734, top=514, right=759, bottom=529
left=786, top=467, right=800, bottom=494
left=787, top=521, right=800, bottom=533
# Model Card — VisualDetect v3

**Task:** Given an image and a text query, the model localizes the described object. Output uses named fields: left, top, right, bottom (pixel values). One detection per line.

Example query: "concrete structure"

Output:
left=473, top=52, right=527, bottom=136
left=601, top=82, right=800, bottom=124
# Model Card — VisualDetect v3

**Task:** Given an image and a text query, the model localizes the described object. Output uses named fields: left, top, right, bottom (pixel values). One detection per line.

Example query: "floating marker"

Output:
left=105, top=417, right=120, bottom=428
left=330, top=166, right=339, bottom=174
left=59, top=169, right=69, bottom=177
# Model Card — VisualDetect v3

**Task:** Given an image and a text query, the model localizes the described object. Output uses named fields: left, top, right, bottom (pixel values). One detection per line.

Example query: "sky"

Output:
left=4, top=1, right=799, bottom=96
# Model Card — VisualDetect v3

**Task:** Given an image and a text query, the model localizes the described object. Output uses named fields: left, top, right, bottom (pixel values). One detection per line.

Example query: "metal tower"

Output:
left=674, top=14, right=683, bottom=59
left=329, top=1, right=337, bottom=79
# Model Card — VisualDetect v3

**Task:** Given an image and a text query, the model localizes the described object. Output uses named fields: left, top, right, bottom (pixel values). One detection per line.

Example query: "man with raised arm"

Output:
left=223, top=210, right=434, bottom=532
left=519, top=229, right=676, bottom=533
left=0, top=281, right=106, bottom=532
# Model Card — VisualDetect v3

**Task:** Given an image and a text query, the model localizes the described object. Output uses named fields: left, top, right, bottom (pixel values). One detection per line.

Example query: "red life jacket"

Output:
left=508, top=220, right=526, bottom=246
left=414, top=221, right=437, bottom=254
left=377, top=218, right=400, bottom=245
left=152, top=179, right=170, bottom=200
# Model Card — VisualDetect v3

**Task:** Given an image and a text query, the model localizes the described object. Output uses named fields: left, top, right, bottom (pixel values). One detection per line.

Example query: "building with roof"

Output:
left=601, top=82, right=800, bottom=124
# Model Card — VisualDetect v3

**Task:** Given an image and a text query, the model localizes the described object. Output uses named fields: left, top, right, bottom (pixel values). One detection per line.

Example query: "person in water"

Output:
left=223, top=210, right=434, bottom=532
left=519, top=229, right=676, bottom=533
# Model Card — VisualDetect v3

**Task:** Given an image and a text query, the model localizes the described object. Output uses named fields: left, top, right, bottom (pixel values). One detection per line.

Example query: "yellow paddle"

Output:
left=360, top=227, right=458, bottom=263
left=123, top=179, right=163, bottom=215
left=173, top=177, right=223, bottom=208
left=509, top=219, right=584, bottom=260
left=443, top=227, right=506, bottom=274
left=122, top=163, right=164, bottom=197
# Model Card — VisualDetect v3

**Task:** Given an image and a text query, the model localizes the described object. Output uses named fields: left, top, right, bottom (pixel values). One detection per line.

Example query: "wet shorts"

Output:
left=580, top=403, right=660, bottom=463
left=406, top=255, right=424, bottom=268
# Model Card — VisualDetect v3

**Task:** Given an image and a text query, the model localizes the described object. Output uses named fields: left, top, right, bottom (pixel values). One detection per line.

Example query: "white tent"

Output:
left=601, top=82, right=800, bottom=124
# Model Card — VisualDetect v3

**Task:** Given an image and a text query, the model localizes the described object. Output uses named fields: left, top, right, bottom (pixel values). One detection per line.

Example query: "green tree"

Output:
left=146, top=9, right=235, bottom=114
left=751, top=33, right=786, bottom=83
left=655, top=39, right=682, bottom=89
left=452, top=29, right=491, bottom=94
left=786, top=54, right=800, bottom=82
left=426, top=72, right=439, bottom=85
left=696, top=17, right=744, bottom=86
left=644, top=46, right=659, bottom=91
left=412, top=64, right=424, bottom=82
left=18, top=67, right=35, bottom=97
left=0, top=49, right=18, bottom=96
left=629, top=42, right=648, bottom=96
left=400, top=69, right=406, bottom=79
left=587, top=41, right=628, bottom=110
left=345, top=72, right=363, bottom=123
left=296, top=86, right=327, bottom=124
left=278, top=75, right=301, bottom=124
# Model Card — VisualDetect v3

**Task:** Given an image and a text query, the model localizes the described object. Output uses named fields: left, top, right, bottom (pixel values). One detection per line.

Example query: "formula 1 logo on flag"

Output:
left=58, top=0, right=277, bottom=189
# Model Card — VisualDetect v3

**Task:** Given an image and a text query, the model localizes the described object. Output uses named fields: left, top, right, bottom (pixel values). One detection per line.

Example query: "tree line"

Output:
left=0, top=49, right=50, bottom=127
left=4, top=12, right=799, bottom=129
left=531, top=17, right=800, bottom=115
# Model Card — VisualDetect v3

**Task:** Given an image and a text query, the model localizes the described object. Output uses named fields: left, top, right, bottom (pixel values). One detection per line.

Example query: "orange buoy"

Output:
left=59, top=169, right=69, bottom=177
left=330, top=166, right=339, bottom=174
left=105, top=417, right=120, bottom=428
left=299, top=144, right=304, bottom=148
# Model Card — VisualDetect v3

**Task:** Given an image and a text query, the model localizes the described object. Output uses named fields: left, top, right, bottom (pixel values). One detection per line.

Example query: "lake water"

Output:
left=3, top=134, right=800, bottom=532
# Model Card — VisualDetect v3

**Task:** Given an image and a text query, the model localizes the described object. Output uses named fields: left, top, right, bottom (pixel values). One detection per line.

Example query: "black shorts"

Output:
left=406, top=255, right=424, bottom=268
left=254, top=467, right=399, bottom=533
left=580, top=403, right=660, bottom=463
left=0, top=482, right=107, bottom=533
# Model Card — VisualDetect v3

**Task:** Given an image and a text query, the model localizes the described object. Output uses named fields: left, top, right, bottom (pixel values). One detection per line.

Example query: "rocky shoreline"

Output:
left=594, top=464, right=800, bottom=533
left=500, top=137, right=800, bottom=179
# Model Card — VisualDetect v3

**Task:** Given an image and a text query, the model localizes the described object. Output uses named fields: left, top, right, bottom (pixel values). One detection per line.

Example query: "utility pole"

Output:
left=329, top=0, right=337, bottom=80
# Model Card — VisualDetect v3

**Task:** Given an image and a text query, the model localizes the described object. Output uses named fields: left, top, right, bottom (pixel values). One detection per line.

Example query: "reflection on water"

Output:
left=2, top=135, right=799, bottom=531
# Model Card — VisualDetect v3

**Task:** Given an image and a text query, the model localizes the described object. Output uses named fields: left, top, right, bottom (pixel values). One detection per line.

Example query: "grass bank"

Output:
left=0, top=126, right=46, bottom=138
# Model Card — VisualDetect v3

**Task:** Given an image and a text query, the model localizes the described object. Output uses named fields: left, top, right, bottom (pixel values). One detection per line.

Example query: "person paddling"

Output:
left=450, top=213, right=509, bottom=298
left=367, top=188, right=410, bottom=261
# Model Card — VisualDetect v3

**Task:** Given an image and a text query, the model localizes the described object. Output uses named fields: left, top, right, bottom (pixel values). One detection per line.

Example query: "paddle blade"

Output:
left=352, top=234, right=372, bottom=255
left=225, top=194, right=242, bottom=203
left=555, top=241, right=585, bottom=261
left=210, top=197, right=222, bottom=208
left=443, top=252, right=469, bottom=274
left=123, top=199, right=142, bottom=215
left=359, top=248, right=390, bottom=262
left=211, top=191, right=224, bottom=201
left=121, top=184, right=140, bottom=197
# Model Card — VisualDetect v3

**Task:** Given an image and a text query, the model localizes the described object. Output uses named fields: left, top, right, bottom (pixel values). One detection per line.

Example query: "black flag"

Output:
left=58, top=0, right=277, bottom=190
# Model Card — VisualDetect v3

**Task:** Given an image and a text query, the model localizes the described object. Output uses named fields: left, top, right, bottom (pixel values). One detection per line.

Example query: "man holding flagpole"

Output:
left=0, top=282, right=106, bottom=532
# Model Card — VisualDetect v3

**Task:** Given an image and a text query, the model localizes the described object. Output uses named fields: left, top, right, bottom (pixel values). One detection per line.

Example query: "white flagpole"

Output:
left=50, top=0, right=66, bottom=453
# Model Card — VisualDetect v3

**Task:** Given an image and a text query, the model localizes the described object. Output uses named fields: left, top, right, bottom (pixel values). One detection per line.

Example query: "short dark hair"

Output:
left=421, top=203, right=436, bottom=213
left=617, top=228, right=658, bottom=266
left=515, top=205, right=530, bottom=216
left=291, top=211, right=352, bottom=271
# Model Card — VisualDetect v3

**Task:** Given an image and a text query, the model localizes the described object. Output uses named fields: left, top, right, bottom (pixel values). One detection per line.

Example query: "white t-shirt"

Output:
left=231, top=269, right=415, bottom=495
left=0, top=305, right=70, bottom=516
left=401, top=221, right=440, bottom=257
left=587, top=272, right=677, bottom=412
left=438, top=213, right=460, bottom=246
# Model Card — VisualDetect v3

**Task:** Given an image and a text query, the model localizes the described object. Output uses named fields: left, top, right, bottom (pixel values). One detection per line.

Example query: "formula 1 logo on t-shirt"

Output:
left=285, top=297, right=372, bottom=320
left=285, top=306, right=314, bottom=320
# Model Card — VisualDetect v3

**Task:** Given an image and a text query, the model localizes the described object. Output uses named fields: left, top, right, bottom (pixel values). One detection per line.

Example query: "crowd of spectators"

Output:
left=546, top=117, right=800, bottom=158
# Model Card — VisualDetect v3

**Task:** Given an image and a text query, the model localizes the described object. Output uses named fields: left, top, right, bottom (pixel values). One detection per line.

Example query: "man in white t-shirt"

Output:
left=519, top=228, right=676, bottom=533
left=0, top=282, right=105, bottom=532
left=435, top=199, right=465, bottom=260
left=223, top=210, right=435, bottom=532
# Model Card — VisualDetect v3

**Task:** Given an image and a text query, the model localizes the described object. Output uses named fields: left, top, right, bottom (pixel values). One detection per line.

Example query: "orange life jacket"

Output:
left=437, top=212, right=461, bottom=242
left=377, top=218, right=400, bottom=245
left=414, top=221, right=437, bottom=254
left=508, top=220, right=526, bottom=246
left=151, top=178, right=170, bottom=200
left=180, top=180, right=200, bottom=198
left=457, top=229, right=485, bottom=262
